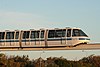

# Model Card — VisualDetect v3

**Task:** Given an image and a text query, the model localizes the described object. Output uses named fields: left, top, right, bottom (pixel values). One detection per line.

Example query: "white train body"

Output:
left=0, top=27, right=90, bottom=48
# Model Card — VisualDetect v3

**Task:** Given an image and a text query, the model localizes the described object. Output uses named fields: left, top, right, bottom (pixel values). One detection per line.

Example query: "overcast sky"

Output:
left=0, top=0, right=100, bottom=42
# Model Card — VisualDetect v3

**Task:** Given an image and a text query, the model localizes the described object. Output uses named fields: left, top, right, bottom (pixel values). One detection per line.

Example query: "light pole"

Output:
left=40, top=50, right=45, bottom=67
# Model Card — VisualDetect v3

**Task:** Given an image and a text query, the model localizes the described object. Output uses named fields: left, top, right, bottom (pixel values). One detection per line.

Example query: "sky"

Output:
left=0, top=0, right=100, bottom=60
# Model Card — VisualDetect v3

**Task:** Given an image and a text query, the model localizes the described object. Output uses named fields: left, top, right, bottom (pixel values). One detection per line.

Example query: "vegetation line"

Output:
left=0, top=53, right=100, bottom=67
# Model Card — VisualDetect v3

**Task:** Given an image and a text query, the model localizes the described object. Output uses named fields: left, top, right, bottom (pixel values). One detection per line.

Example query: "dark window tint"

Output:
left=72, top=29, right=79, bottom=36
left=62, top=29, right=66, bottom=37
left=15, top=32, right=19, bottom=39
left=48, top=30, right=55, bottom=38
left=48, top=29, right=66, bottom=38
left=34, top=31, right=39, bottom=38
left=72, top=29, right=88, bottom=37
left=0, top=32, right=5, bottom=39
left=67, top=29, right=71, bottom=37
left=79, top=30, right=88, bottom=36
left=30, top=31, right=35, bottom=39
left=30, top=31, right=39, bottom=39
left=41, top=31, right=44, bottom=38
left=55, top=29, right=66, bottom=37
left=6, top=32, right=14, bottom=39
left=23, top=31, right=30, bottom=39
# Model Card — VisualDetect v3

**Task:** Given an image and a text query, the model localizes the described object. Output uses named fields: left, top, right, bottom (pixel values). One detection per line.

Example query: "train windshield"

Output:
left=72, top=29, right=88, bottom=37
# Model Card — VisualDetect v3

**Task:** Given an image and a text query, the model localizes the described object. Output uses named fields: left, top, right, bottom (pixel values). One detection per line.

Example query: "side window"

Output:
left=55, top=29, right=66, bottom=37
left=62, top=29, right=66, bottom=37
left=11, top=32, right=14, bottom=39
left=6, top=32, right=10, bottom=39
left=48, top=30, right=55, bottom=38
left=48, top=29, right=66, bottom=38
left=35, top=31, right=39, bottom=38
left=6, top=32, right=14, bottom=39
left=67, top=29, right=71, bottom=37
left=23, top=31, right=30, bottom=39
left=30, top=31, right=39, bottom=39
left=0, top=32, right=1, bottom=39
left=41, top=31, right=44, bottom=38
left=72, top=29, right=80, bottom=36
left=55, top=30, right=62, bottom=37
left=0, top=32, right=5, bottom=39
left=15, top=32, right=19, bottom=39
left=30, top=31, right=35, bottom=39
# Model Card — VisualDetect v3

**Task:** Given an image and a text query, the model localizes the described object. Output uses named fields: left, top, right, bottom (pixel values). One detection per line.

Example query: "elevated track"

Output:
left=0, top=43, right=100, bottom=51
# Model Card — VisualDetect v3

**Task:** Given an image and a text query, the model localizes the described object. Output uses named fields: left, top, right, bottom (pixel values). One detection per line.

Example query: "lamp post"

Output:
left=40, top=50, right=45, bottom=67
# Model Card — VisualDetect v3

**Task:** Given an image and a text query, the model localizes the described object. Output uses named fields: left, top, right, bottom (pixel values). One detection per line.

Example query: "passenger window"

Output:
left=55, top=29, right=66, bottom=37
left=62, top=29, right=66, bottom=37
left=0, top=32, right=1, bottom=39
left=35, top=31, right=39, bottom=38
left=15, top=32, right=19, bottom=39
left=41, top=31, right=44, bottom=38
left=72, top=29, right=80, bottom=36
left=55, top=30, right=62, bottom=37
left=6, top=32, right=14, bottom=39
left=48, top=30, right=55, bottom=38
left=30, top=31, right=39, bottom=39
left=48, top=29, right=66, bottom=38
left=23, top=31, right=30, bottom=39
left=0, top=32, right=5, bottom=39
left=11, top=32, right=14, bottom=39
left=30, top=31, right=35, bottom=39
left=67, top=29, right=71, bottom=37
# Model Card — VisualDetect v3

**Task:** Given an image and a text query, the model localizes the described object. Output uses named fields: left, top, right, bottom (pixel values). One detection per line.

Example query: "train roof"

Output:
left=0, top=27, right=81, bottom=32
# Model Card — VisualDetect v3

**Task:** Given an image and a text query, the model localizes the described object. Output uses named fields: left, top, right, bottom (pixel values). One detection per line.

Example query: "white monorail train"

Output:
left=0, top=27, right=90, bottom=48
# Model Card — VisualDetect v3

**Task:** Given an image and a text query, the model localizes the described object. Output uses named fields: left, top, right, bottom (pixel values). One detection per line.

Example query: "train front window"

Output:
left=79, top=30, right=88, bottom=36
left=72, top=29, right=88, bottom=37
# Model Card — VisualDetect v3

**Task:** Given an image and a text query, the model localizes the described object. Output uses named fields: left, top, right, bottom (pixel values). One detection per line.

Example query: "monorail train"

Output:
left=0, top=27, right=90, bottom=48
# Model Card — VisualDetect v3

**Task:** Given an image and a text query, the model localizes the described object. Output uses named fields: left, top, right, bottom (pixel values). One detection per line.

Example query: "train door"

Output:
left=5, top=31, right=15, bottom=46
left=66, top=29, right=73, bottom=46
left=15, top=31, right=20, bottom=46
left=22, top=31, right=30, bottom=46
left=40, top=30, right=45, bottom=47
left=30, top=30, right=40, bottom=46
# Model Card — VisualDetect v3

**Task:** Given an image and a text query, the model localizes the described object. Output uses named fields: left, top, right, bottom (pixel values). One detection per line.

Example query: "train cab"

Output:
left=67, top=28, right=90, bottom=46
left=46, top=28, right=90, bottom=46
